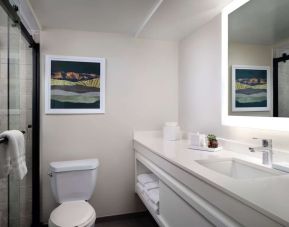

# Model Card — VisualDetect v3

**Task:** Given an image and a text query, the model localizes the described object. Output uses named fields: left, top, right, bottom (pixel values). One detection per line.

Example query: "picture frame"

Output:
left=232, top=65, right=270, bottom=112
left=45, top=55, right=105, bottom=114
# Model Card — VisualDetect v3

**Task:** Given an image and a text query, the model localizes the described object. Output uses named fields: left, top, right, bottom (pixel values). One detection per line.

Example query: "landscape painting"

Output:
left=45, top=56, right=105, bottom=114
left=232, top=65, right=270, bottom=112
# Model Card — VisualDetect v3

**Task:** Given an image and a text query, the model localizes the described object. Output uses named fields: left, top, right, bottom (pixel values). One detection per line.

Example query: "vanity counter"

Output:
left=134, top=131, right=289, bottom=226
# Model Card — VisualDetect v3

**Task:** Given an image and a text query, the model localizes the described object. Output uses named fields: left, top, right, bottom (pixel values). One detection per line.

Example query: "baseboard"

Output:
left=40, top=211, right=149, bottom=226
left=95, top=211, right=149, bottom=223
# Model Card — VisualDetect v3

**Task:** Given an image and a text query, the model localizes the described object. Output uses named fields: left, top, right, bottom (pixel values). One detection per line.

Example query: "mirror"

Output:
left=228, top=0, right=289, bottom=118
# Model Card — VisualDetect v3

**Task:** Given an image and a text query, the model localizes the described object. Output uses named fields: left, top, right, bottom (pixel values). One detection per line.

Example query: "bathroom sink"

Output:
left=196, top=158, right=284, bottom=179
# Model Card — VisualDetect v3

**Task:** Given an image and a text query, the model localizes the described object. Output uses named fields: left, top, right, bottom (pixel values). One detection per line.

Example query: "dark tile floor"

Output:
left=95, top=213, right=159, bottom=227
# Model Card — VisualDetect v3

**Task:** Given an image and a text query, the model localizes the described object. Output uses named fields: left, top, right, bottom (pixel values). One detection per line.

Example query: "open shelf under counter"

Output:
left=135, top=184, right=164, bottom=227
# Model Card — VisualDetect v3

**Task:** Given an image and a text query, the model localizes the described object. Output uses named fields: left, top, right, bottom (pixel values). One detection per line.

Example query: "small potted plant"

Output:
left=207, top=134, right=218, bottom=148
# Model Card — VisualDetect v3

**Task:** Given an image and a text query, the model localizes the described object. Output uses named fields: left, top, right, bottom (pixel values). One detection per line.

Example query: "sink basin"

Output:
left=196, top=158, right=284, bottom=179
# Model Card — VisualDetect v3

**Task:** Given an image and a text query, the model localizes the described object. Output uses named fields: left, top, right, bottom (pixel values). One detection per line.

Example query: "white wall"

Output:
left=40, top=29, right=178, bottom=222
left=179, top=15, right=289, bottom=152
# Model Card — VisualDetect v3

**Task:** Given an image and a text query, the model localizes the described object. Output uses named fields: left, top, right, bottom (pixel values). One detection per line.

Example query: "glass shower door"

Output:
left=0, top=3, right=33, bottom=226
left=8, top=17, right=33, bottom=227
left=8, top=15, right=21, bottom=227
left=277, top=60, right=289, bottom=117
left=0, top=4, right=9, bottom=227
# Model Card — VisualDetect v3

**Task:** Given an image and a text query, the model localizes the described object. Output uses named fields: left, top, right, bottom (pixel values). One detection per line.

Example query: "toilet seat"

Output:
left=49, top=200, right=96, bottom=227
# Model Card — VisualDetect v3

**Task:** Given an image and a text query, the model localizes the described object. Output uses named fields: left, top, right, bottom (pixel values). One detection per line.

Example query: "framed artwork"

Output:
left=232, top=65, right=270, bottom=112
left=45, top=55, right=105, bottom=114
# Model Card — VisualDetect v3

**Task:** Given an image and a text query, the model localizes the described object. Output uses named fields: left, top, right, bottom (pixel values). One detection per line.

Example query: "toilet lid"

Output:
left=50, top=201, right=95, bottom=227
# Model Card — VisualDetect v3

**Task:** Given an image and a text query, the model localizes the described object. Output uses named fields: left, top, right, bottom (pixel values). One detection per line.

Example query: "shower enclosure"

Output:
left=0, top=0, right=40, bottom=226
left=273, top=52, right=289, bottom=117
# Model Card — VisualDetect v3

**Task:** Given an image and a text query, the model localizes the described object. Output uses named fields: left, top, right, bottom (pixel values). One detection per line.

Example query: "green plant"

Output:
left=207, top=134, right=218, bottom=148
left=207, top=134, right=217, bottom=141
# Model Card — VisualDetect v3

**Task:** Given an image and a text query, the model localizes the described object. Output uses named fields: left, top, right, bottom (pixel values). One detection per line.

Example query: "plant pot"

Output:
left=208, top=139, right=218, bottom=148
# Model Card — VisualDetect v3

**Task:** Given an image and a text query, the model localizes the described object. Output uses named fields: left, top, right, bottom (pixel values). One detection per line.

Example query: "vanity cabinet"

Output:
left=134, top=140, right=285, bottom=227
left=159, top=181, right=213, bottom=227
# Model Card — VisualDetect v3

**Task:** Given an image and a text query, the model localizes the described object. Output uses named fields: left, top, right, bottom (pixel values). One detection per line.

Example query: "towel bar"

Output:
left=0, top=130, right=25, bottom=144
left=0, top=137, right=8, bottom=144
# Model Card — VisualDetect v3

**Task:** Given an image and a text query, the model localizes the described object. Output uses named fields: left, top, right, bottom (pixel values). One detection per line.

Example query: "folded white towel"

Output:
left=147, top=198, right=159, bottom=214
left=136, top=182, right=159, bottom=214
left=142, top=190, right=150, bottom=201
left=137, top=173, right=158, bottom=187
left=144, top=181, right=159, bottom=191
left=0, top=130, right=27, bottom=179
left=147, top=188, right=159, bottom=205
left=136, top=182, right=144, bottom=193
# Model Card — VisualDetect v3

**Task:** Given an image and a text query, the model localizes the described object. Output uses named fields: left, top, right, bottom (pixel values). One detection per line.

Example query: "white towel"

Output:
left=0, top=130, right=27, bottom=179
left=142, top=188, right=159, bottom=213
left=142, top=190, right=150, bottom=201
left=136, top=182, right=159, bottom=214
left=147, top=188, right=160, bottom=205
left=144, top=181, right=159, bottom=191
left=136, top=182, right=144, bottom=193
left=137, top=173, right=158, bottom=187
left=0, top=137, right=10, bottom=178
left=147, top=199, right=159, bottom=214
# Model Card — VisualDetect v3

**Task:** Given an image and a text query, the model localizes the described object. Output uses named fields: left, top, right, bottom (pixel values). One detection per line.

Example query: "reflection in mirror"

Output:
left=228, top=0, right=289, bottom=117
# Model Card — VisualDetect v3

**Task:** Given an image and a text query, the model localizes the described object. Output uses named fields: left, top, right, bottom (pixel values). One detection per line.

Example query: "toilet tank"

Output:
left=49, top=159, right=99, bottom=203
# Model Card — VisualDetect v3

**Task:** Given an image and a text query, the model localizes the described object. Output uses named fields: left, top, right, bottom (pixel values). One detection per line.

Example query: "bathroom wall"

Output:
left=40, top=29, right=178, bottom=222
left=179, top=15, right=289, bottom=152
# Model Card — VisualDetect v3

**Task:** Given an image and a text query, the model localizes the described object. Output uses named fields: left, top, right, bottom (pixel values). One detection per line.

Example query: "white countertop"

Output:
left=134, top=131, right=289, bottom=226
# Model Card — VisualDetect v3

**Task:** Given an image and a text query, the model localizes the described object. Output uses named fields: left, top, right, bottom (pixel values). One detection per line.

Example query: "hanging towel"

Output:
left=0, top=138, right=10, bottom=178
left=137, top=173, right=158, bottom=186
left=0, top=130, right=27, bottom=179
left=147, top=188, right=160, bottom=205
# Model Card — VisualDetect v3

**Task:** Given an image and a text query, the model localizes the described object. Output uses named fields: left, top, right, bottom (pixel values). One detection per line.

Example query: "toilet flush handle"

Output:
left=48, top=172, right=53, bottom=177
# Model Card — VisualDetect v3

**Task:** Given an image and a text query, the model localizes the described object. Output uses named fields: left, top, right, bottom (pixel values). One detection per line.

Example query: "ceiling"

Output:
left=229, top=0, right=289, bottom=45
left=140, top=0, right=232, bottom=40
left=28, top=0, right=232, bottom=41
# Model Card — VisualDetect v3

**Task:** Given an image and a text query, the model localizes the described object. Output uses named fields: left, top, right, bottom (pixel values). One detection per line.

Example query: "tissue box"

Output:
left=163, top=122, right=180, bottom=141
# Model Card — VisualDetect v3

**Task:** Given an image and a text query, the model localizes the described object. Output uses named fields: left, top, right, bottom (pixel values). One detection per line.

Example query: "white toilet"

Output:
left=48, top=159, right=99, bottom=227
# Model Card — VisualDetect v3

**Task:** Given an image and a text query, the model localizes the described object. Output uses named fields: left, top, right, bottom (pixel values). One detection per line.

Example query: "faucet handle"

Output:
left=252, top=138, right=272, bottom=147
left=249, top=147, right=255, bottom=153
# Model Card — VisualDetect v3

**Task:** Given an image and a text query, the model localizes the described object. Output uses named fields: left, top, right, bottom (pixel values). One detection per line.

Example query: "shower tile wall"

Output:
left=9, top=34, right=33, bottom=226
left=0, top=20, right=9, bottom=227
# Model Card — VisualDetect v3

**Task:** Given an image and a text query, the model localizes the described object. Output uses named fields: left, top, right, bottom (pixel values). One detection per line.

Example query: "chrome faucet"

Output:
left=249, top=138, right=273, bottom=166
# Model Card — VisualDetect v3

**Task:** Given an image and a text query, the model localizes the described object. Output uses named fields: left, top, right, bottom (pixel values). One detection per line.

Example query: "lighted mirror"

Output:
left=228, top=0, right=289, bottom=117
left=222, top=0, right=289, bottom=131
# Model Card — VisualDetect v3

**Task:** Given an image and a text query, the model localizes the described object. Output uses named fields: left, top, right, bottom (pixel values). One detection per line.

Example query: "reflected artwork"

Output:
left=232, top=66, right=270, bottom=112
